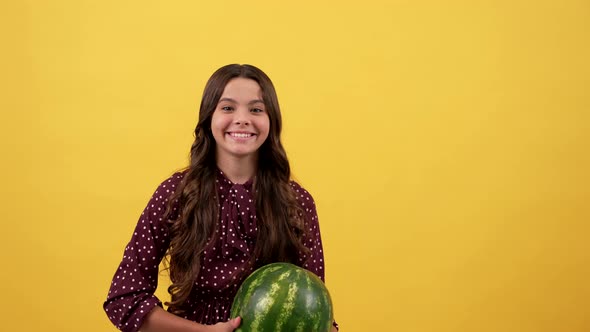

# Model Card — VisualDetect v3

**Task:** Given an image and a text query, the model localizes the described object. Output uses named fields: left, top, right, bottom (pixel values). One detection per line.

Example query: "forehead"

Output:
left=220, top=77, right=262, bottom=101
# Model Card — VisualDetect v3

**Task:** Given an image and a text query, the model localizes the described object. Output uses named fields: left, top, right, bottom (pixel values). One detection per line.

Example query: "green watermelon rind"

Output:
left=230, top=262, right=333, bottom=332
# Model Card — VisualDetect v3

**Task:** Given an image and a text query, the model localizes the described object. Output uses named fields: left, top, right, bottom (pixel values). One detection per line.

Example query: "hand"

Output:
left=207, top=317, right=241, bottom=332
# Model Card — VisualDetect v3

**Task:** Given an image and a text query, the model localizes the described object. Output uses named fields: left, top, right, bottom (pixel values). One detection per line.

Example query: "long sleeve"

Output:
left=291, top=182, right=326, bottom=281
left=291, top=181, right=339, bottom=330
left=103, top=173, right=183, bottom=332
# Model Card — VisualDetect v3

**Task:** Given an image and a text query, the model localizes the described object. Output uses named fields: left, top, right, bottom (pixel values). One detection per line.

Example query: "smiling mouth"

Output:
left=227, top=132, right=256, bottom=139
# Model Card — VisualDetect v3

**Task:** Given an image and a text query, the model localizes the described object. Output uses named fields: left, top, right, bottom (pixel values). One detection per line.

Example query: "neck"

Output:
left=216, top=153, right=258, bottom=184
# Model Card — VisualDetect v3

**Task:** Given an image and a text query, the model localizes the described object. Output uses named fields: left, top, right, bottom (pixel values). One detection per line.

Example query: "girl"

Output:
left=103, top=64, right=338, bottom=332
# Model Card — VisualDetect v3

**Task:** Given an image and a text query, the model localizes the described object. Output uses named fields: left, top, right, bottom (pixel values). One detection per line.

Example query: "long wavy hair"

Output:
left=163, top=64, right=310, bottom=313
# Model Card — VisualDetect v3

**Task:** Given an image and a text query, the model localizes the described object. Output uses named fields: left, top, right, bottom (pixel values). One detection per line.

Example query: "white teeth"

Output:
left=230, top=133, right=252, bottom=138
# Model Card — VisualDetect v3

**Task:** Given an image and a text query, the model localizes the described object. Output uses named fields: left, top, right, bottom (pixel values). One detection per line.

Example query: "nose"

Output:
left=233, top=108, right=250, bottom=125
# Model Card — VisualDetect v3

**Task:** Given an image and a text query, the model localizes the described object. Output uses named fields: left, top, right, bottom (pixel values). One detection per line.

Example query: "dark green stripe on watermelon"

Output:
left=230, top=263, right=333, bottom=332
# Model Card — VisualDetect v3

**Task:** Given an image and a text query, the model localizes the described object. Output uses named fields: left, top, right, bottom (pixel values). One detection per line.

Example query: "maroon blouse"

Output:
left=103, top=170, right=331, bottom=332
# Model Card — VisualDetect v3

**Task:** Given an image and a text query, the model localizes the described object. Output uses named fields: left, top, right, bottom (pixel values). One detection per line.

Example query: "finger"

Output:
left=229, top=316, right=241, bottom=328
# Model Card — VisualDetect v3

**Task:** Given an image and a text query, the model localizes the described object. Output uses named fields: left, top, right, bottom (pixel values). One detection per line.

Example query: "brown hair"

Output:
left=163, top=64, right=309, bottom=313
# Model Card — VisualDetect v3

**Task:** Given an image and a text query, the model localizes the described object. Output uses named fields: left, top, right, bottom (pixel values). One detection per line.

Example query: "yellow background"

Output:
left=1, top=0, right=589, bottom=331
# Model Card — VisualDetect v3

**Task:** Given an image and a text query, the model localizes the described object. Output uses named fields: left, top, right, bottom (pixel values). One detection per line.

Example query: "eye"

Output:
left=221, top=106, right=233, bottom=112
left=251, top=108, right=264, bottom=113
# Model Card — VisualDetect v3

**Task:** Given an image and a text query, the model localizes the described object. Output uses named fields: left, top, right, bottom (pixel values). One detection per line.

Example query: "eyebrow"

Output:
left=218, top=98, right=265, bottom=105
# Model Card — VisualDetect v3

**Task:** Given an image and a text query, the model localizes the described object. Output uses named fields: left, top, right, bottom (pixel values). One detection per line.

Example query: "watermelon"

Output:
left=230, top=262, right=333, bottom=332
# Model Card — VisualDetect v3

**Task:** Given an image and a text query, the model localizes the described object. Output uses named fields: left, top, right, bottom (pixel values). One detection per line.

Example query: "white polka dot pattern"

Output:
left=103, top=170, right=328, bottom=332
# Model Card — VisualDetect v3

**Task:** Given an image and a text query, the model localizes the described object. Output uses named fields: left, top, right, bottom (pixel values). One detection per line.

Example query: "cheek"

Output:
left=211, top=114, right=228, bottom=134
left=260, top=116, right=271, bottom=137
left=210, top=123, right=225, bottom=145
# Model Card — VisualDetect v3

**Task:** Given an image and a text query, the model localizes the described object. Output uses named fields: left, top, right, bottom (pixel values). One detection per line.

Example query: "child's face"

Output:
left=211, top=77, right=270, bottom=162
